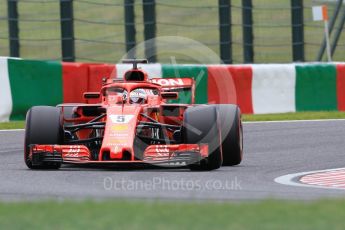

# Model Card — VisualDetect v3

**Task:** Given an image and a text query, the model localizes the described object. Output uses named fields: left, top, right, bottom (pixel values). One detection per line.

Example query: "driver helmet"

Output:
left=129, top=88, right=147, bottom=104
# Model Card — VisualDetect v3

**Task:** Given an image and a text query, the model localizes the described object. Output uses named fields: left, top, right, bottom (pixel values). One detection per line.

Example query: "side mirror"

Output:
left=84, top=92, right=100, bottom=99
left=161, top=92, right=178, bottom=100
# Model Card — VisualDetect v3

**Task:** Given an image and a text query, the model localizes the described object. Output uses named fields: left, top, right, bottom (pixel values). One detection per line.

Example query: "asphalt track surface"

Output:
left=1, top=120, right=345, bottom=201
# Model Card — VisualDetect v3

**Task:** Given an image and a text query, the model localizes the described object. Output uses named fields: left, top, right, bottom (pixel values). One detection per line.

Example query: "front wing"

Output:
left=29, top=144, right=209, bottom=167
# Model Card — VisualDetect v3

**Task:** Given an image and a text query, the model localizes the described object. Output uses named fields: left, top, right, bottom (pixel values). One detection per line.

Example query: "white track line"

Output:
left=274, top=167, right=345, bottom=191
left=0, top=129, right=24, bottom=132
left=244, top=118, right=345, bottom=124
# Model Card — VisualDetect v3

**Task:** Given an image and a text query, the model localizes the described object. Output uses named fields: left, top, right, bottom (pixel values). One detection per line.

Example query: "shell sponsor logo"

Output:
left=110, top=124, right=128, bottom=132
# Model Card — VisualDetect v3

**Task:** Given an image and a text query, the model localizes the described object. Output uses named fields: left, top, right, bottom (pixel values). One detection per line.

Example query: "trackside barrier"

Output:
left=208, top=65, right=253, bottom=114
left=63, top=62, right=89, bottom=103
left=5, top=58, right=63, bottom=120
left=0, top=57, right=344, bottom=121
left=336, top=64, right=345, bottom=111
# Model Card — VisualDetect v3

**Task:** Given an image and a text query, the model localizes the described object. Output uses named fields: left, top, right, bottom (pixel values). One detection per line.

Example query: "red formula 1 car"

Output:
left=24, top=60, right=243, bottom=171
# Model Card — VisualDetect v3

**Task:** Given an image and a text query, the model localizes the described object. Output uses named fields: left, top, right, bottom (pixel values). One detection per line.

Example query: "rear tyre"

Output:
left=182, top=105, right=222, bottom=171
left=217, top=104, right=243, bottom=166
left=24, top=106, right=63, bottom=169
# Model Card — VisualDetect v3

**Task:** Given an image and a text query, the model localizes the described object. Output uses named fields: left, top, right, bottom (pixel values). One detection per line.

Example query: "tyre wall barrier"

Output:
left=0, top=57, right=344, bottom=121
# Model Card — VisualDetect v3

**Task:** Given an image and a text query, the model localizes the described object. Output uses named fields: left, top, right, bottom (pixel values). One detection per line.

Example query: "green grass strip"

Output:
left=0, top=121, right=25, bottom=129
left=0, top=199, right=344, bottom=230
left=242, top=111, right=345, bottom=122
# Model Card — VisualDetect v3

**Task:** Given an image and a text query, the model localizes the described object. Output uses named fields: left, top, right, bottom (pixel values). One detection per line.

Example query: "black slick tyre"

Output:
left=216, top=104, right=243, bottom=166
left=183, top=105, right=222, bottom=171
left=24, top=106, right=63, bottom=169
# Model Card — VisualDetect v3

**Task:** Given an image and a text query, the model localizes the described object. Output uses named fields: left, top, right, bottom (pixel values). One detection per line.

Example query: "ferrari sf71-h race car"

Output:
left=25, top=60, right=243, bottom=171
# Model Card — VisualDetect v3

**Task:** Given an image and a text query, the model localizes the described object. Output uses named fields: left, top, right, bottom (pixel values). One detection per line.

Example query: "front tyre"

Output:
left=217, top=104, right=243, bottom=166
left=24, top=106, right=63, bottom=169
left=183, top=105, right=222, bottom=171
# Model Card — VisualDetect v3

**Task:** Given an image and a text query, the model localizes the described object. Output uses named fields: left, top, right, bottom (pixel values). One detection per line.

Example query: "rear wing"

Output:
left=151, top=78, right=195, bottom=104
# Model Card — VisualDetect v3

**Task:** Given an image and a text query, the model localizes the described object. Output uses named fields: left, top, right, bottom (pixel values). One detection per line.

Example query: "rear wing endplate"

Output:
left=151, top=78, right=195, bottom=104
